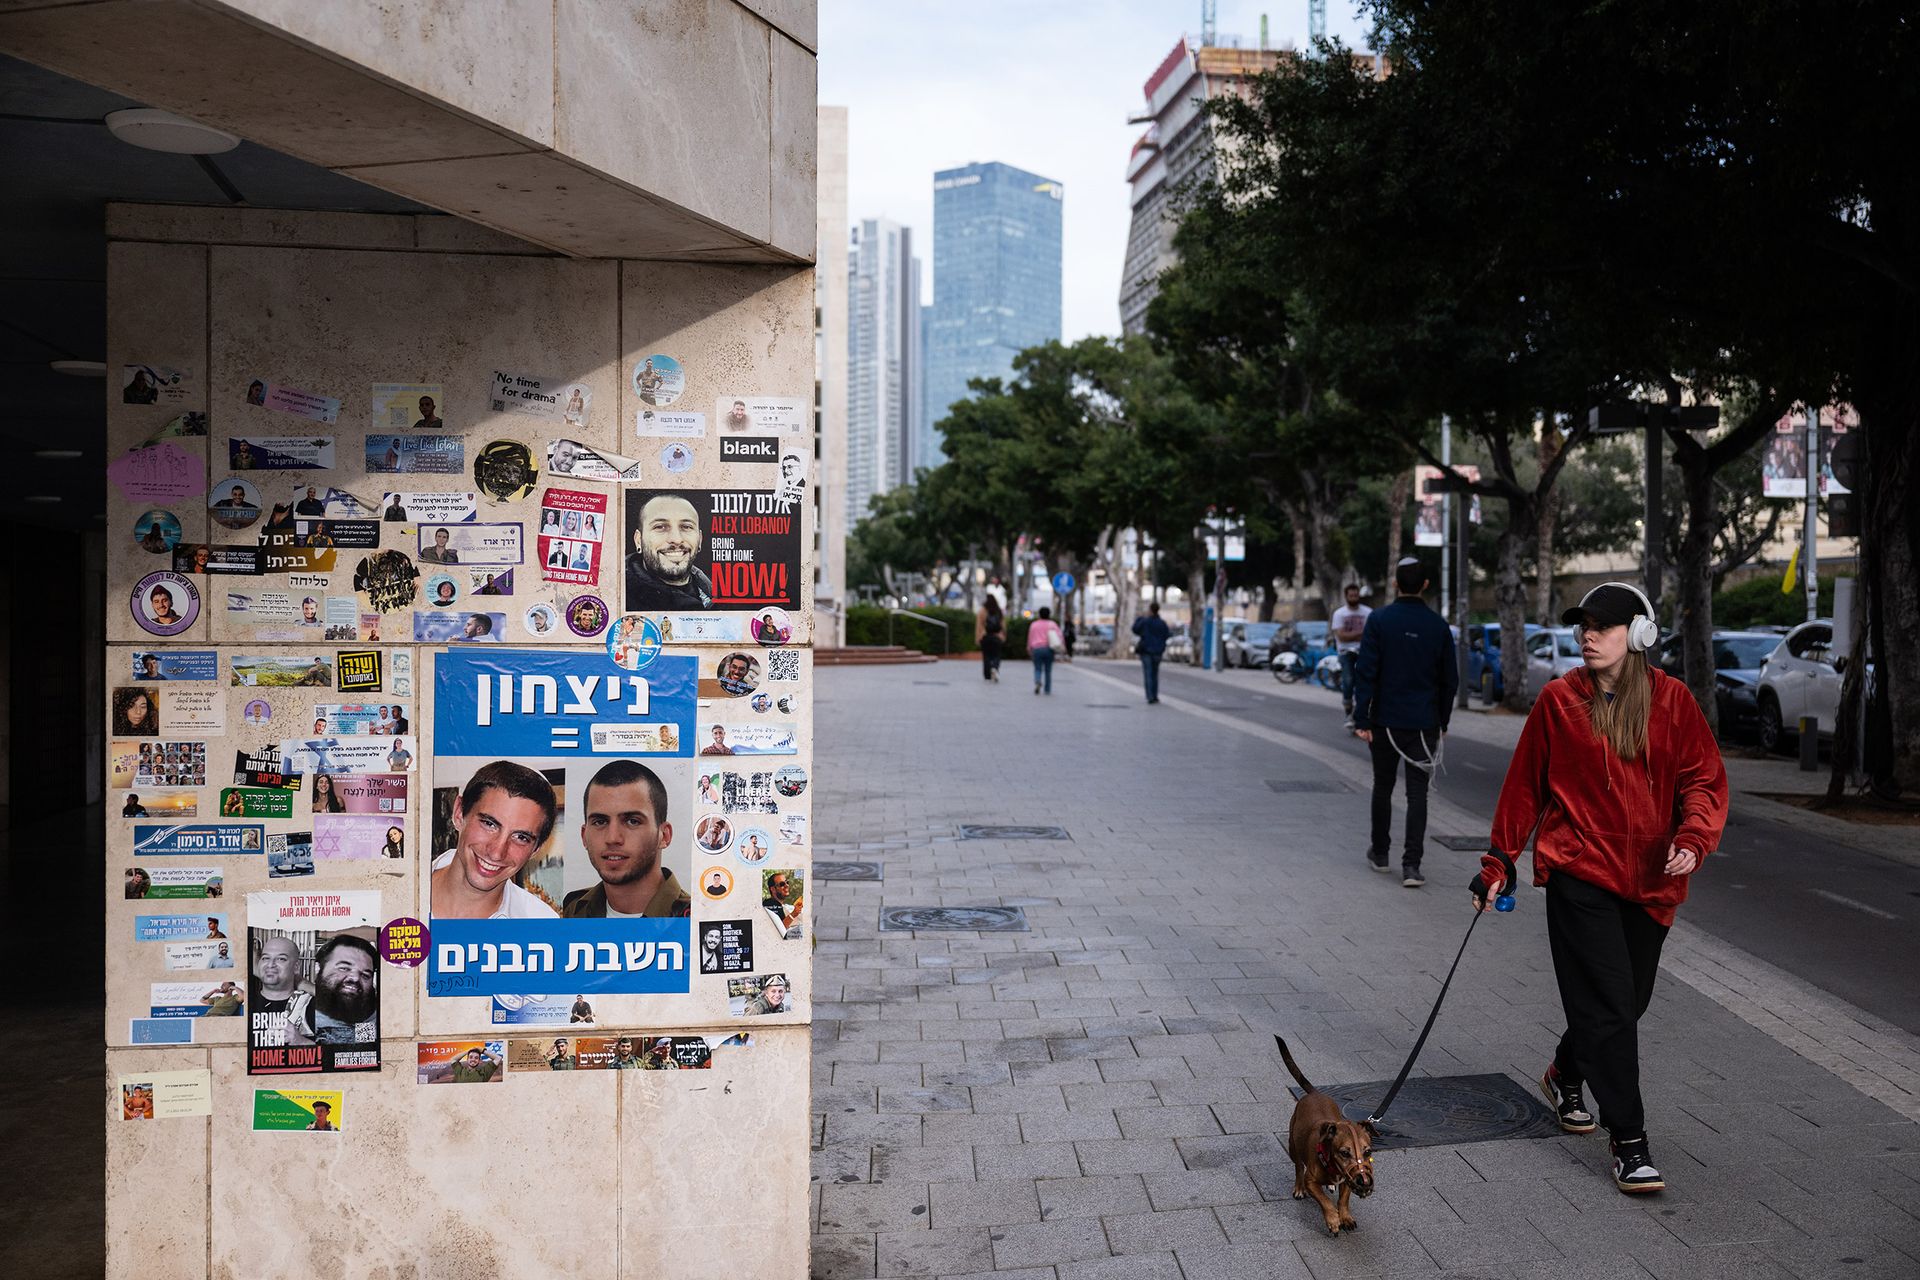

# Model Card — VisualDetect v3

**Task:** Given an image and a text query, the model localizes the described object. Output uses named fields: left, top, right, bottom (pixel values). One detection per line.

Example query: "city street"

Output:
left=1146, top=662, right=1920, bottom=1036
left=808, top=660, right=1920, bottom=1280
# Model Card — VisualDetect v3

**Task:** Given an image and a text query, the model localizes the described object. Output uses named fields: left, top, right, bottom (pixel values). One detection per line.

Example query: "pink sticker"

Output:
left=109, top=442, right=206, bottom=503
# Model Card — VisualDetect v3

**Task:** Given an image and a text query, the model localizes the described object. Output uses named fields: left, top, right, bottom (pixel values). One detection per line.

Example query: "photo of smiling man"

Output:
left=562, top=760, right=693, bottom=918
left=429, top=761, right=560, bottom=919
left=624, top=492, right=713, bottom=610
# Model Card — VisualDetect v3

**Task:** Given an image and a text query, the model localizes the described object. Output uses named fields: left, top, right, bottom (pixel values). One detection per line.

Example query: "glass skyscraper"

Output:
left=846, top=218, right=921, bottom=530
left=924, top=162, right=1063, bottom=467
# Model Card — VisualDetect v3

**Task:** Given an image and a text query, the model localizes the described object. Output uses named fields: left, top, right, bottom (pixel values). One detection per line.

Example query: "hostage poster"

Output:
left=427, top=648, right=699, bottom=999
left=536, top=487, right=608, bottom=586
left=622, top=488, right=802, bottom=613
left=246, top=889, right=382, bottom=1075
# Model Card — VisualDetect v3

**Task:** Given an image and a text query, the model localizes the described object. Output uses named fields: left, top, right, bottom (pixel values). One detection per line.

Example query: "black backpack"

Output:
left=985, top=611, right=1003, bottom=635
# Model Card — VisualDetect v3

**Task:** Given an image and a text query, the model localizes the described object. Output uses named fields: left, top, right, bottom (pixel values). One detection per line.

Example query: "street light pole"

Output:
left=1439, top=415, right=1451, bottom=622
left=1456, top=474, right=1471, bottom=710
left=1804, top=403, right=1820, bottom=623
left=1645, top=387, right=1675, bottom=621
left=1213, top=518, right=1228, bottom=670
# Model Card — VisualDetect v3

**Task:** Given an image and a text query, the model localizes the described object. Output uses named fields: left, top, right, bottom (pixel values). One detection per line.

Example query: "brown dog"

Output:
left=1275, top=1035, right=1376, bottom=1236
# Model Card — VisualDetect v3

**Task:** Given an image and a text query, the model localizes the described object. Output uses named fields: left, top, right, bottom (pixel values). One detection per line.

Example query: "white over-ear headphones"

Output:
left=1592, top=581, right=1660, bottom=653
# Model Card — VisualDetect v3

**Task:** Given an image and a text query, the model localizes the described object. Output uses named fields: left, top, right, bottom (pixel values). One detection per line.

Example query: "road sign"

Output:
left=1051, top=572, right=1076, bottom=596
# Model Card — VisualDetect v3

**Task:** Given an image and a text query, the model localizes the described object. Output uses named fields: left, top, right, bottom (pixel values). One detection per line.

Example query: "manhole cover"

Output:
left=1265, top=780, right=1350, bottom=794
left=957, top=824, right=1070, bottom=841
left=1288, top=1073, right=1561, bottom=1149
left=880, top=906, right=1030, bottom=932
left=815, top=861, right=882, bottom=881
left=1432, top=835, right=1491, bottom=851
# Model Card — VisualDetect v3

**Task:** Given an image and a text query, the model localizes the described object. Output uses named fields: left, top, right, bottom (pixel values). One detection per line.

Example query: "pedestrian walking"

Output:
left=1351, top=557, right=1457, bottom=887
left=1471, top=581, right=1726, bottom=1196
left=1026, top=607, right=1064, bottom=696
left=1131, top=601, right=1170, bottom=704
left=976, top=594, right=1004, bottom=683
left=1063, top=617, right=1077, bottom=661
left=1330, top=582, right=1372, bottom=726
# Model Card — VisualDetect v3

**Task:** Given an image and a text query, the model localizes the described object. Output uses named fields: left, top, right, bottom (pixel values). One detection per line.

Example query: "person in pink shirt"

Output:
left=1027, top=607, right=1065, bottom=695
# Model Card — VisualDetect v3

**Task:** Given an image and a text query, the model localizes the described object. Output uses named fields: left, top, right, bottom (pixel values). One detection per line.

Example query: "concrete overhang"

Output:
left=0, top=0, right=818, bottom=264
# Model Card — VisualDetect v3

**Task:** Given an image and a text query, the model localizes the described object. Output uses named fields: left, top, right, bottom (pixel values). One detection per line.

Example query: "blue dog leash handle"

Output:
left=1495, top=893, right=1515, bottom=912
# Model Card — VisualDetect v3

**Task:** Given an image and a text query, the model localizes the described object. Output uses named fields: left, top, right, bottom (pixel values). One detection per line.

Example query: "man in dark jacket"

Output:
left=1131, top=603, right=1171, bottom=704
left=1351, top=557, right=1458, bottom=887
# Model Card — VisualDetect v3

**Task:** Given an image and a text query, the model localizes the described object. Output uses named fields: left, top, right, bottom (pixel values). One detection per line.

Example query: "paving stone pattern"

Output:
left=809, top=665, right=1920, bottom=1279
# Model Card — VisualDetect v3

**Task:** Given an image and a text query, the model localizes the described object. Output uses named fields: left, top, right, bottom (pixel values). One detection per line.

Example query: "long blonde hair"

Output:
left=1584, top=651, right=1652, bottom=760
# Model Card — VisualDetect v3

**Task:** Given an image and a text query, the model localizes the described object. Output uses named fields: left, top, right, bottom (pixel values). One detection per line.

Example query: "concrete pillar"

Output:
left=101, top=203, right=816, bottom=1277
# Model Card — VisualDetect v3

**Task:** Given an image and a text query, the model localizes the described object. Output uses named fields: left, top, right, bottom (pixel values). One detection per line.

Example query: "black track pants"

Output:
left=1546, top=871, right=1669, bottom=1139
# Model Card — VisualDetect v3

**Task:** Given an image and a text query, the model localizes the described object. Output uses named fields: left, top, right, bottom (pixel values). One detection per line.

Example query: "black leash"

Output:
left=1365, top=904, right=1495, bottom=1125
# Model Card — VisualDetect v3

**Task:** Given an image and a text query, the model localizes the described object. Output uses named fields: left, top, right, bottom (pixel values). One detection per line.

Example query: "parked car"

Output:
left=1656, top=630, right=1782, bottom=738
left=1522, top=627, right=1584, bottom=701
left=1163, top=624, right=1194, bottom=665
left=1224, top=620, right=1283, bottom=668
left=1465, top=622, right=1547, bottom=702
left=1755, top=619, right=1842, bottom=753
left=1079, top=623, right=1115, bottom=657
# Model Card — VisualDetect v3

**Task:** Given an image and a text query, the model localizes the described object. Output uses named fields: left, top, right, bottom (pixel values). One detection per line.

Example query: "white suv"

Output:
left=1755, top=619, right=1840, bottom=753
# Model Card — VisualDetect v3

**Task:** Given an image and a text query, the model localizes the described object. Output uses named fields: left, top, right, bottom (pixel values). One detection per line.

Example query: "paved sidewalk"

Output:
left=808, top=663, right=1920, bottom=1280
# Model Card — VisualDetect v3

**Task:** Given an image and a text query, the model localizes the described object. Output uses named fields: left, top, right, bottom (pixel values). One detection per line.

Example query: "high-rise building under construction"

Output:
left=1119, top=37, right=1384, bottom=335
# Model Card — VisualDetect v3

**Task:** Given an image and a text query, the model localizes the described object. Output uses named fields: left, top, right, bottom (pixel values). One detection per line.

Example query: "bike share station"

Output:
left=1, top=5, right=826, bottom=1274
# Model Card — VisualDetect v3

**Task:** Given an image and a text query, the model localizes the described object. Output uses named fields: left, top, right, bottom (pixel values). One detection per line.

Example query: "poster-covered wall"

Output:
left=103, top=208, right=815, bottom=1279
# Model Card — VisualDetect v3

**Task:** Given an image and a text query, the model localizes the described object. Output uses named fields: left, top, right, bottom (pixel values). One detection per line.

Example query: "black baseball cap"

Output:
left=1561, top=583, right=1647, bottom=629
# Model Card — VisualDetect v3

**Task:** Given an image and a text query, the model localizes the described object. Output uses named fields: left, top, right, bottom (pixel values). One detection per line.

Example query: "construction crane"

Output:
left=1309, top=0, right=1326, bottom=43
left=1201, top=0, right=1217, bottom=46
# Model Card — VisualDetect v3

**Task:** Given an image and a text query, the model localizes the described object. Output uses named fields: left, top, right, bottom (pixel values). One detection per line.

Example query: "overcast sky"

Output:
left=817, top=1, right=1374, bottom=341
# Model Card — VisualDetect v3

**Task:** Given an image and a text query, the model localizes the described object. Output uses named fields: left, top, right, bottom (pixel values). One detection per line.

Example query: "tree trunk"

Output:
left=1496, top=514, right=1531, bottom=713
left=1860, top=406, right=1920, bottom=792
left=1674, top=451, right=1721, bottom=730
left=1302, top=485, right=1348, bottom=620
left=1534, top=421, right=1562, bottom=622
left=1187, top=538, right=1207, bottom=636
left=1284, top=500, right=1307, bottom=624
left=1098, top=526, right=1137, bottom=660
left=1385, top=469, right=1411, bottom=590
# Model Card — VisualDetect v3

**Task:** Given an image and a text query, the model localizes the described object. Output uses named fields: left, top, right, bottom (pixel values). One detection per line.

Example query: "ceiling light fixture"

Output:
left=105, top=108, right=240, bottom=155
left=36, top=449, right=85, bottom=459
left=50, top=360, right=107, bottom=377
left=25, top=495, right=63, bottom=503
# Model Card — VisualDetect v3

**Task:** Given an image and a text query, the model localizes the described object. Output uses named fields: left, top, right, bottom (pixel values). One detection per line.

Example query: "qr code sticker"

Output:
left=767, top=650, right=799, bottom=682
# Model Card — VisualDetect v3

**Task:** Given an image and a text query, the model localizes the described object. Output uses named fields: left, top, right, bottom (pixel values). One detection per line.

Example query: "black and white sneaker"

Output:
left=1539, top=1064, right=1595, bottom=1134
left=1402, top=866, right=1426, bottom=888
left=1610, top=1136, right=1664, bottom=1194
left=1368, top=851, right=1390, bottom=873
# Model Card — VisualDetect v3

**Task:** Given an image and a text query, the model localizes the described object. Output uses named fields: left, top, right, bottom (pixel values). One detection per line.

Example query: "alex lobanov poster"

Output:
left=428, top=648, right=698, bottom=998
left=622, top=488, right=802, bottom=613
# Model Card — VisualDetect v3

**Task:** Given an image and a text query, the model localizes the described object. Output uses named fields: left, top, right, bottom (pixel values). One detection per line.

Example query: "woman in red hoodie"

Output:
left=1470, top=582, right=1727, bottom=1195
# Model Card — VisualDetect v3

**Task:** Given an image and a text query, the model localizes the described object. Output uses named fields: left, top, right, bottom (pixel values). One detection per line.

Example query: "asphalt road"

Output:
left=1151, top=660, right=1920, bottom=1036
